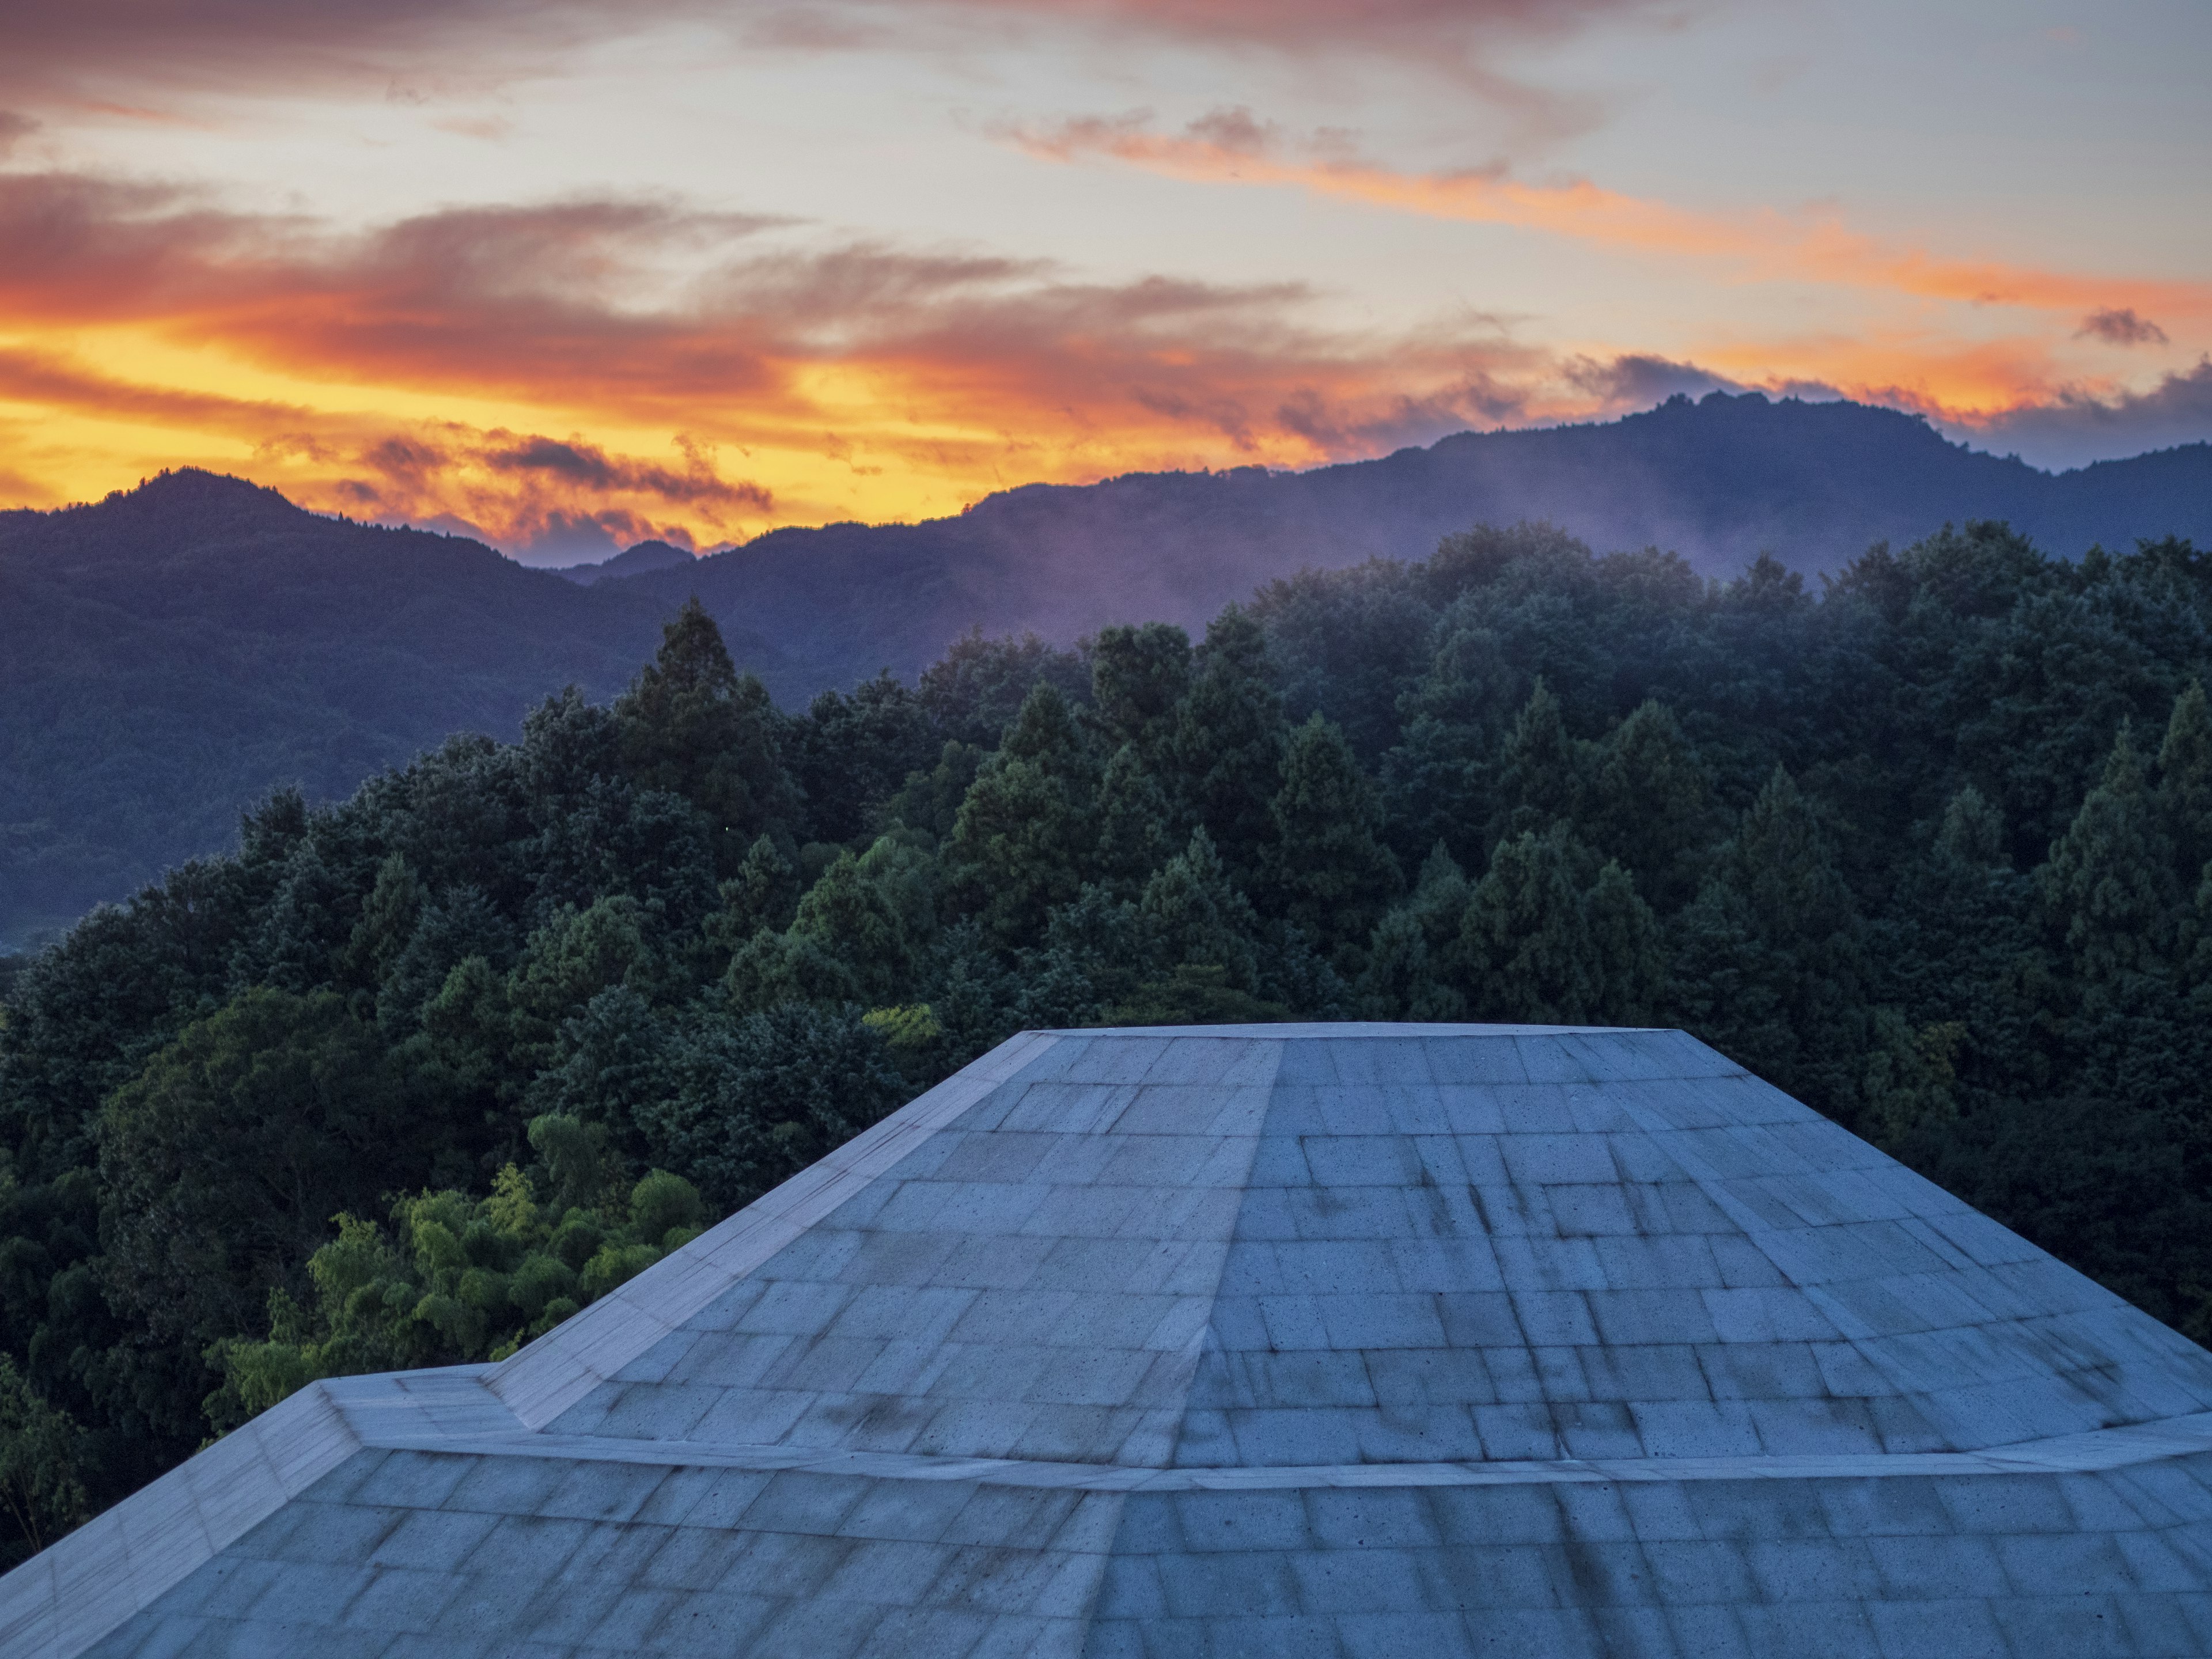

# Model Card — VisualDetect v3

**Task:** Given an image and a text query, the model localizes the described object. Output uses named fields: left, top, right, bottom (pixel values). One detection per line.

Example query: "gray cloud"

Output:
left=0, top=0, right=1664, bottom=114
left=2076, top=307, right=2169, bottom=347
left=1563, top=352, right=1740, bottom=408
left=1957, top=359, right=2212, bottom=469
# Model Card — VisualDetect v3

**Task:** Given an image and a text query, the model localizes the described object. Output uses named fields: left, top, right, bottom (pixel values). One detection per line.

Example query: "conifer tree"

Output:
left=1356, top=843, right=1471, bottom=1020
left=615, top=599, right=798, bottom=874
left=1490, top=679, right=1583, bottom=847
left=1584, top=700, right=1716, bottom=912
left=1089, top=622, right=1192, bottom=764
left=1457, top=825, right=1660, bottom=1024
left=717, top=835, right=801, bottom=941
left=1093, top=743, right=1180, bottom=892
left=1139, top=828, right=1264, bottom=993
left=2041, top=726, right=2179, bottom=995
left=942, top=681, right=1096, bottom=948
left=1264, top=713, right=1403, bottom=967
left=2158, top=681, right=2212, bottom=884
left=1170, top=607, right=1286, bottom=883
left=1671, top=766, right=1866, bottom=1116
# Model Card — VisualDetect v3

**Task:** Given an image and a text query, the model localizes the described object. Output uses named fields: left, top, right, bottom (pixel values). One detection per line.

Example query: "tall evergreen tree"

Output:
left=1490, top=679, right=1583, bottom=847
left=1457, top=826, right=1661, bottom=1024
left=1356, top=843, right=1472, bottom=1021
left=1672, top=766, right=1866, bottom=1118
left=1089, top=623, right=1192, bottom=764
left=1263, top=714, right=1403, bottom=967
left=942, top=681, right=1096, bottom=948
left=1170, top=607, right=1286, bottom=884
left=1584, top=700, right=1716, bottom=912
left=2158, top=681, right=2212, bottom=885
left=2041, top=726, right=2179, bottom=997
left=615, top=599, right=799, bottom=874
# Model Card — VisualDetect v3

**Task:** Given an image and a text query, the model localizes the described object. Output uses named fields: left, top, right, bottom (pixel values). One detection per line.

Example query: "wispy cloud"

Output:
left=1012, top=111, right=2212, bottom=325
left=1963, top=358, right=2212, bottom=469
left=2077, top=307, right=2169, bottom=347
left=0, top=163, right=1570, bottom=542
left=0, top=0, right=1659, bottom=110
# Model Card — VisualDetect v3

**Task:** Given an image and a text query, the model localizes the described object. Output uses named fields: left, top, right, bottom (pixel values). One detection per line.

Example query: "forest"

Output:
left=3, top=516, right=2211, bottom=1562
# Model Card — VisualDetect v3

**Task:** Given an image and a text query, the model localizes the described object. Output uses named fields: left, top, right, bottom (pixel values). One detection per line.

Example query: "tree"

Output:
left=615, top=599, right=800, bottom=874
left=94, top=990, right=433, bottom=1402
left=1139, top=830, right=1265, bottom=995
left=1089, top=622, right=1192, bottom=764
left=943, top=681, right=1096, bottom=948
left=1671, top=766, right=1867, bottom=1117
left=0, top=1357, right=89, bottom=1569
left=2158, top=681, right=2212, bottom=883
left=1583, top=700, right=1717, bottom=912
left=1356, top=843, right=1472, bottom=1021
left=1490, top=679, right=1582, bottom=846
left=1093, top=744, right=1180, bottom=893
left=1169, top=607, right=1286, bottom=884
left=2041, top=726, right=2179, bottom=997
left=1263, top=714, right=1402, bottom=967
left=1457, top=827, right=1662, bottom=1024
left=791, top=672, right=938, bottom=845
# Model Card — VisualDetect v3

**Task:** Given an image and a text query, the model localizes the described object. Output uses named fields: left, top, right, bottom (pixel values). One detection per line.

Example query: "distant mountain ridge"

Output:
left=545, top=539, right=695, bottom=585
left=617, top=390, right=2212, bottom=691
left=2, top=392, right=2207, bottom=941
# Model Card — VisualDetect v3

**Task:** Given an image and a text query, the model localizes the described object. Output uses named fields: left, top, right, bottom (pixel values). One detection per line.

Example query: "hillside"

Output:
left=9, top=518, right=2212, bottom=1551
left=631, top=391, right=2212, bottom=689
left=2, top=393, right=2206, bottom=942
left=0, top=473, right=776, bottom=940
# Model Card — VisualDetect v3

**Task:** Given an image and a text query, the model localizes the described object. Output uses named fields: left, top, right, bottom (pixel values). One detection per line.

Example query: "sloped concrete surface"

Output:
left=15, top=1025, right=2212, bottom=1657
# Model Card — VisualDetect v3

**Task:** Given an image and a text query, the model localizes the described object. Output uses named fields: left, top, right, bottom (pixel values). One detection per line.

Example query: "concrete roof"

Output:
left=13, top=1024, right=2212, bottom=1657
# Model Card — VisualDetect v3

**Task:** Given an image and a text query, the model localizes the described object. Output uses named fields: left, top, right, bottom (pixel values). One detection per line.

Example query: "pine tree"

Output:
left=1089, top=623, right=1192, bottom=764
left=1355, top=843, right=1471, bottom=1020
left=1263, top=714, right=1403, bottom=967
left=1377, top=619, right=1519, bottom=869
left=1456, top=825, right=1661, bottom=1024
left=614, top=599, right=800, bottom=875
left=1139, top=828, right=1264, bottom=993
left=2158, top=681, right=2212, bottom=884
left=1670, top=766, right=1866, bottom=1118
left=2041, top=726, right=2179, bottom=995
left=1093, top=743, right=1180, bottom=892
left=942, top=681, right=1096, bottom=948
left=1170, top=607, right=1286, bottom=884
left=1490, top=679, right=1583, bottom=847
left=1584, top=700, right=1716, bottom=912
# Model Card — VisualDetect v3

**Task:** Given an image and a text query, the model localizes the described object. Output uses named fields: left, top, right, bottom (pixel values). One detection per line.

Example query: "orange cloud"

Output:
left=0, top=164, right=1571, bottom=546
left=0, top=0, right=1657, bottom=109
left=2, top=150, right=2200, bottom=549
left=1017, top=113, right=2212, bottom=324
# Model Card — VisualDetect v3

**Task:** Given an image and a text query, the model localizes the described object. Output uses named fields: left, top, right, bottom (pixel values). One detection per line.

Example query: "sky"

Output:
left=1, top=0, right=2206, bottom=562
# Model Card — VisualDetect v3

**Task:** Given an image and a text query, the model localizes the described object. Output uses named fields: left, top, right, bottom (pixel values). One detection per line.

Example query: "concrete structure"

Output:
left=11, top=1023, right=2212, bottom=1657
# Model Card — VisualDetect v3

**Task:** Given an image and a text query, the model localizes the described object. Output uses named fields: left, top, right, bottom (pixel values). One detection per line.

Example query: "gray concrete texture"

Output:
left=13, top=1024, right=2212, bottom=1657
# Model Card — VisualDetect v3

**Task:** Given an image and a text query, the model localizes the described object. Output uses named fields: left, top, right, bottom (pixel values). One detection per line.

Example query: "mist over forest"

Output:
left=5, top=392, right=2209, bottom=944
left=6, top=507, right=2212, bottom=1558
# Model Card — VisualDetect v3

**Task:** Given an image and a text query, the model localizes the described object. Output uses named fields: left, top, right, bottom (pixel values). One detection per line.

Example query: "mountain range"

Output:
left=3, top=390, right=2207, bottom=941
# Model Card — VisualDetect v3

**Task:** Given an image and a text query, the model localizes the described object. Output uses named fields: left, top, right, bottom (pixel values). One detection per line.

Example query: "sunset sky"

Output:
left=3, top=0, right=2207, bottom=560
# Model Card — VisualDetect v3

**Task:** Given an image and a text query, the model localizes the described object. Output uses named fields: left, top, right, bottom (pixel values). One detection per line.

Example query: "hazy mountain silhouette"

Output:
left=546, top=539, right=695, bottom=585
left=2, top=392, right=2206, bottom=940
left=0, top=473, right=783, bottom=939
left=626, top=391, right=2212, bottom=690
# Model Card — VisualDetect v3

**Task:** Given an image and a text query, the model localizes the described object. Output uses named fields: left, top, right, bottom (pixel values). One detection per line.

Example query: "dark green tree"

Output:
left=942, top=682, right=1097, bottom=948
left=1263, top=714, right=1402, bottom=967
left=615, top=599, right=800, bottom=875
left=1169, top=607, right=1286, bottom=884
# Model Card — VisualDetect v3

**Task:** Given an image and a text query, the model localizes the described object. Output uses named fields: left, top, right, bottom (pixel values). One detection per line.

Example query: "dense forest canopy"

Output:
left=4, top=516, right=2212, bottom=1563
left=8, top=397, right=2209, bottom=946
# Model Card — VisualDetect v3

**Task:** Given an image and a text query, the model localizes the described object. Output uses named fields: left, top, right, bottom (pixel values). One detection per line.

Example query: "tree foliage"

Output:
left=7, top=514, right=2212, bottom=1557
